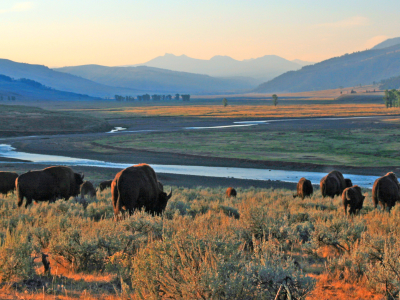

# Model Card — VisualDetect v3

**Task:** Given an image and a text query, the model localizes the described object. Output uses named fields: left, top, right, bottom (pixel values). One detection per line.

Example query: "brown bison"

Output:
left=0, top=171, right=18, bottom=196
left=16, top=166, right=84, bottom=208
left=99, top=180, right=112, bottom=192
left=320, top=170, right=352, bottom=198
left=80, top=181, right=96, bottom=199
left=111, top=164, right=172, bottom=217
left=293, top=177, right=313, bottom=199
left=16, top=171, right=58, bottom=208
left=372, top=172, right=400, bottom=212
left=226, top=187, right=237, bottom=198
left=342, top=185, right=365, bottom=215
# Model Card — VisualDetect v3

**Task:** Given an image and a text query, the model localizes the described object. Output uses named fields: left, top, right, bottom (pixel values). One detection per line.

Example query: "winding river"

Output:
left=0, top=144, right=379, bottom=188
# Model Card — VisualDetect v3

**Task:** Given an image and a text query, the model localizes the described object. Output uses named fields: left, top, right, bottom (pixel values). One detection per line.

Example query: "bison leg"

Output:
left=25, top=197, right=33, bottom=208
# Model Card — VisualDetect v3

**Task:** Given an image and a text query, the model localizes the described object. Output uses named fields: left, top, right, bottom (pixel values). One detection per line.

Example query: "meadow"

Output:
left=57, top=103, right=400, bottom=119
left=0, top=184, right=397, bottom=299
left=90, top=126, right=400, bottom=168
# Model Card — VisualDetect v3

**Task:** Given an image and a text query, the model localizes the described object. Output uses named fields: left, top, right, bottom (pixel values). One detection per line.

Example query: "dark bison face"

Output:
left=73, top=173, right=85, bottom=195
left=158, top=188, right=173, bottom=212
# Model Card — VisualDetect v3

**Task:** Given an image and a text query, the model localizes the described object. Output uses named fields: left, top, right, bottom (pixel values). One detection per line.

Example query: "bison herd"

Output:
left=0, top=166, right=400, bottom=217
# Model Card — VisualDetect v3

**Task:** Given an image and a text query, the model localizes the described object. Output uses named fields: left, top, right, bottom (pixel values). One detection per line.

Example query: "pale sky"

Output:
left=1, top=0, right=399, bottom=67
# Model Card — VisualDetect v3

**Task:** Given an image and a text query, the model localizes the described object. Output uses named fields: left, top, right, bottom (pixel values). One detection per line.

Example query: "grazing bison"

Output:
left=320, top=170, right=352, bottom=198
left=16, top=171, right=58, bottom=208
left=80, top=181, right=96, bottom=199
left=372, top=172, right=400, bottom=212
left=342, top=185, right=365, bottom=215
left=226, top=187, right=237, bottom=198
left=43, top=166, right=84, bottom=200
left=99, top=180, right=112, bottom=192
left=0, top=171, right=18, bottom=196
left=16, top=166, right=84, bottom=208
left=111, top=164, right=172, bottom=217
left=293, top=177, right=313, bottom=200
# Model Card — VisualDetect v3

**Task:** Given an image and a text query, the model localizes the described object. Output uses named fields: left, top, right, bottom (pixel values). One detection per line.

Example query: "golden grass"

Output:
left=78, top=103, right=400, bottom=118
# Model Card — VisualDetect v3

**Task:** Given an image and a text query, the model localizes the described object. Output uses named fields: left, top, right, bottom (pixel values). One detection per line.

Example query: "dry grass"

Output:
left=73, top=103, right=400, bottom=119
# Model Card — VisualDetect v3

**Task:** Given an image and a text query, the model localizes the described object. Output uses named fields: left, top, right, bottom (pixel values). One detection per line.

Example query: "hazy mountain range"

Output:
left=0, top=37, right=399, bottom=100
left=0, top=74, right=96, bottom=100
left=55, top=65, right=257, bottom=94
left=0, top=59, right=144, bottom=98
left=254, top=41, right=400, bottom=93
left=128, top=54, right=315, bottom=83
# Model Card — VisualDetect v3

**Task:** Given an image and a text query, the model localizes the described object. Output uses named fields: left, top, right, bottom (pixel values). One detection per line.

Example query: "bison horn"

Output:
left=81, top=172, right=85, bottom=180
left=167, top=188, right=172, bottom=200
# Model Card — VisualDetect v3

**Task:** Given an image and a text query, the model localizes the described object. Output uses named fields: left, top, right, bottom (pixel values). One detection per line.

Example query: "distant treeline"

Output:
left=0, top=95, right=16, bottom=101
left=380, top=76, right=400, bottom=90
left=115, top=93, right=190, bottom=101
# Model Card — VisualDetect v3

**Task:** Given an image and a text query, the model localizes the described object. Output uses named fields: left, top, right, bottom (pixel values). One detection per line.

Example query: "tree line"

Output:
left=115, top=94, right=190, bottom=102
left=0, top=95, right=16, bottom=101
left=383, top=89, right=400, bottom=108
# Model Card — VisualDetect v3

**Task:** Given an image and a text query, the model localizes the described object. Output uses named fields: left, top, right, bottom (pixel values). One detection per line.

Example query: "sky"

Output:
left=1, top=0, right=399, bottom=67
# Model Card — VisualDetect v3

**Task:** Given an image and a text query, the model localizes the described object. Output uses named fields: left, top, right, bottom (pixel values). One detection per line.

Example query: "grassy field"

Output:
left=0, top=185, right=396, bottom=299
left=53, top=103, right=400, bottom=119
left=0, top=104, right=111, bottom=135
left=90, top=127, right=400, bottom=167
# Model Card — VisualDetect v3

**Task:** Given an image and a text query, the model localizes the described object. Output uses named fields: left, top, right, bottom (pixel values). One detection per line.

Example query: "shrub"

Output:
left=0, top=224, right=35, bottom=282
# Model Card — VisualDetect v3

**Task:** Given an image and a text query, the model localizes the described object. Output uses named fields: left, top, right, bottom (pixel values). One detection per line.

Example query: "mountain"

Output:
left=254, top=44, right=400, bottom=93
left=372, top=37, right=400, bottom=50
left=54, top=65, right=257, bottom=94
left=0, top=59, right=143, bottom=98
left=0, top=74, right=96, bottom=100
left=127, top=54, right=303, bottom=83
left=291, top=59, right=315, bottom=66
left=379, top=75, right=400, bottom=90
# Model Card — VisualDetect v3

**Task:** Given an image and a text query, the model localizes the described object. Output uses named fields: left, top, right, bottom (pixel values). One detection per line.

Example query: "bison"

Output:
left=345, top=179, right=353, bottom=188
left=0, top=171, right=18, bottom=196
left=16, top=171, right=58, bottom=208
left=320, top=170, right=352, bottom=198
left=99, top=180, right=112, bottom=192
left=342, top=185, right=365, bottom=215
left=226, top=187, right=237, bottom=198
left=80, top=181, right=97, bottom=199
left=111, top=164, right=172, bottom=217
left=43, top=166, right=84, bottom=200
left=372, top=172, right=400, bottom=212
left=293, top=177, right=313, bottom=200
left=16, top=166, right=84, bottom=208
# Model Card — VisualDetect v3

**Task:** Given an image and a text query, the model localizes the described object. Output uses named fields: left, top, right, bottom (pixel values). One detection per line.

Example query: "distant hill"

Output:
left=126, top=53, right=306, bottom=83
left=55, top=65, right=257, bottom=94
left=372, top=37, right=400, bottom=50
left=0, top=74, right=96, bottom=100
left=0, top=59, right=143, bottom=98
left=379, top=75, right=400, bottom=90
left=254, top=44, right=400, bottom=93
left=291, top=59, right=315, bottom=66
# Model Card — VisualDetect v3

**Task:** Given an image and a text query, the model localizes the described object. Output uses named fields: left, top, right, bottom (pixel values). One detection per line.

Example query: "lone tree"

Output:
left=272, top=94, right=278, bottom=106
left=222, top=98, right=228, bottom=107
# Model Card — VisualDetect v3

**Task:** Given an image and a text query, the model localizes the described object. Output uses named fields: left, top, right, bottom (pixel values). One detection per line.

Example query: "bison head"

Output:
left=72, top=173, right=85, bottom=196
left=157, top=188, right=172, bottom=213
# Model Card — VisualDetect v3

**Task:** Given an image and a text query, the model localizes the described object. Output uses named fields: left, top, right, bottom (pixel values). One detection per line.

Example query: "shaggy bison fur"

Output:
left=16, top=166, right=84, bottom=208
left=80, top=181, right=96, bottom=199
left=226, top=187, right=237, bottom=198
left=293, top=177, right=313, bottom=200
left=320, top=170, right=352, bottom=198
left=372, top=172, right=400, bottom=212
left=0, top=171, right=18, bottom=195
left=342, top=185, right=365, bottom=215
left=99, top=180, right=112, bottom=192
left=111, top=164, right=172, bottom=217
